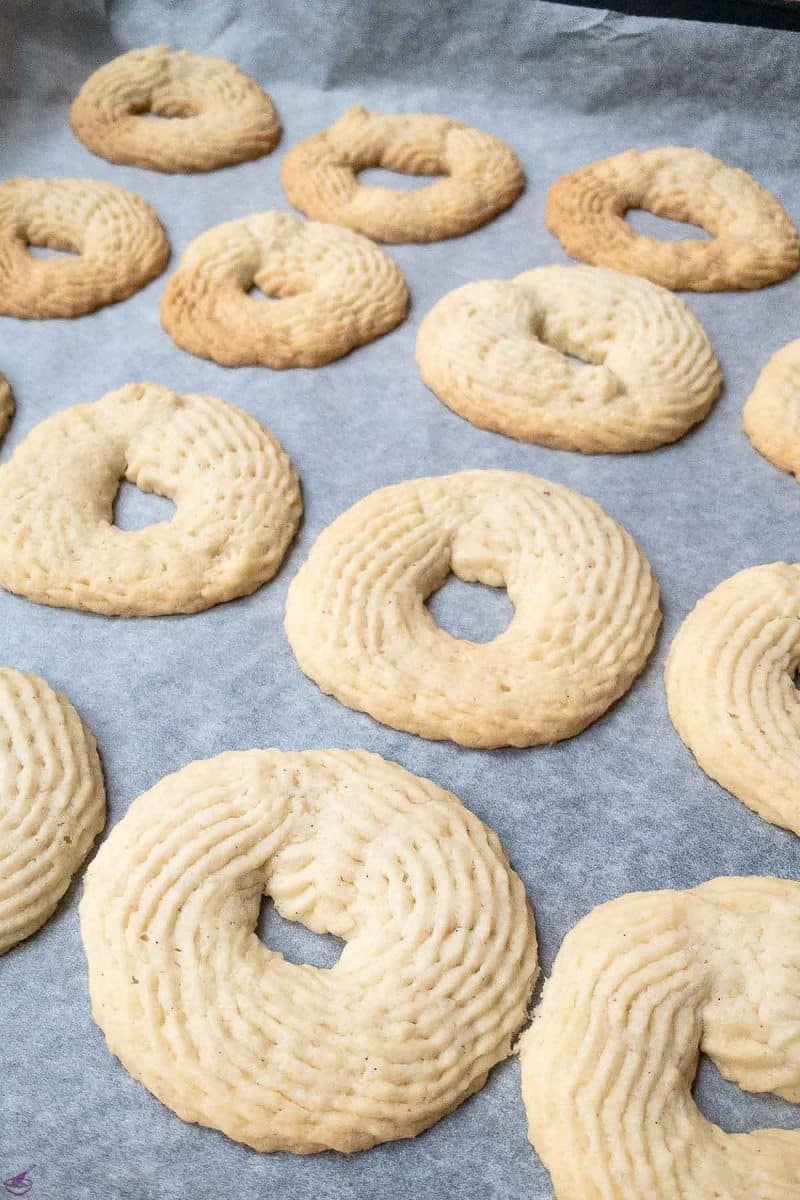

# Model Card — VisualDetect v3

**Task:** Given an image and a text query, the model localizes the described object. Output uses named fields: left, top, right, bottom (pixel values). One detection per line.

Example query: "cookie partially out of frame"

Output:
left=285, top=470, right=661, bottom=748
left=0, top=177, right=169, bottom=318
left=281, top=106, right=525, bottom=243
left=81, top=748, right=538, bottom=1153
left=0, top=668, right=105, bottom=955
left=547, top=147, right=800, bottom=291
left=665, top=563, right=800, bottom=836
left=0, top=373, right=15, bottom=442
left=71, top=45, right=281, bottom=172
left=0, top=383, right=301, bottom=616
left=743, top=338, right=800, bottom=479
left=416, top=265, right=722, bottom=452
left=161, top=211, right=409, bottom=368
left=521, top=876, right=800, bottom=1200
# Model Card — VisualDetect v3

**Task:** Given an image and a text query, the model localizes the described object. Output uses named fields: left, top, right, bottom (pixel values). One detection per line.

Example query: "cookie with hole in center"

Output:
left=0, top=383, right=301, bottom=616
left=70, top=45, right=281, bottom=172
left=0, top=177, right=169, bottom=318
left=416, top=265, right=722, bottom=452
left=521, top=876, right=800, bottom=1200
left=281, top=106, right=524, bottom=243
left=285, top=470, right=661, bottom=748
left=547, top=147, right=799, bottom=291
left=80, top=748, right=538, bottom=1152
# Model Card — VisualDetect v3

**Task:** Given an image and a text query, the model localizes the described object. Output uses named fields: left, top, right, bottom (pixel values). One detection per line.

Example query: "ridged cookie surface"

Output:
left=547, top=146, right=800, bottom=291
left=0, top=668, right=105, bottom=955
left=0, top=177, right=170, bottom=318
left=161, top=211, right=409, bottom=368
left=744, top=338, right=800, bottom=478
left=521, top=876, right=800, bottom=1199
left=282, top=106, right=524, bottom=242
left=285, top=471, right=661, bottom=747
left=666, top=563, right=800, bottom=835
left=0, top=383, right=301, bottom=616
left=71, top=45, right=281, bottom=172
left=416, top=266, right=721, bottom=452
left=80, top=748, right=538, bottom=1153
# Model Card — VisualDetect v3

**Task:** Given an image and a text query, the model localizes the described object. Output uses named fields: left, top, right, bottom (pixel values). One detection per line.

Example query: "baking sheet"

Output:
left=2, top=2, right=799, bottom=1197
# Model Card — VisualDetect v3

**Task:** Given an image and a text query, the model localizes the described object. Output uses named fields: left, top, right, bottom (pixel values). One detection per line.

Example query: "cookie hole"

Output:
left=26, top=243, right=79, bottom=259
left=426, top=575, right=514, bottom=643
left=257, top=897, right=344, bottom=970
left=134, top=99, right=199, bottom=120
left=693, top=1054, right=798, bottom=1134
left=626, top=209, right=712, bottom=242
left=358, top=167, right=444, bottom=191
left=112, top=480, right=176, bottom=530
left=247, top=284, right=280, bottom=302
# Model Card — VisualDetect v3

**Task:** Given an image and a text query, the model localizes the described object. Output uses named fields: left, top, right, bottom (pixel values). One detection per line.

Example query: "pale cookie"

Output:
left=0, top=372, right=15, bottom=441
left=547, top=147, right=800, bottom=291
left=743, top=339, right=800, bottom=478
left=285, top=471, right=660, bottom=748
left=0, top=668, right=104, bottom=955
left=665, top=563, right=800, bottom=835
left=0, top=177, right=169, bottom=318
left=281, top=106, right=525, bottom=243
left=0, top=383, right=301, bottom=616
left=70, top=45, right=281, bottom=173
left=81, top=748, right=537, bottom=1153
left=416, top=266, right=722, bottom=453
left=521, top=876, right=800, bottom=1200
left=161, top=211, right=409, bottom=368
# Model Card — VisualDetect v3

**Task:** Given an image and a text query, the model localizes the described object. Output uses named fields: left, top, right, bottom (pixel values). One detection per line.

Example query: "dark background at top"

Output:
left=549, top=0, right=800, bottom=29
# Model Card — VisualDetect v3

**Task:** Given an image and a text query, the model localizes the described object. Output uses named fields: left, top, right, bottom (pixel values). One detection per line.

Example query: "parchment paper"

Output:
left=1, top=2, right=799, bottom=1197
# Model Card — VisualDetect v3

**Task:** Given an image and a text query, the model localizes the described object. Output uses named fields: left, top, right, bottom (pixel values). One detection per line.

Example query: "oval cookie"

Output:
left=416, top=266, right=722, bottom=452
left=0, top=383, right=301, bottom=616
left=0, top=668, right=105, bottom=955
left=160, top=211, right=409, bottom=368
left=665, top=563, right=800, bottom=835
left=521, top=877, right=800, bottom=1200
left=0, top=177, right=170, bottom=318
left=285, top=470, right=661, bottom=748
left=80, top=748, right=538, bottom=1152
left=71, top=44, right=281, bottom=172
left=547, top=147, right=800, bottom=291
left=281, top=106, right=525, bottom=243
left=743, top=339, right=800, bottom=478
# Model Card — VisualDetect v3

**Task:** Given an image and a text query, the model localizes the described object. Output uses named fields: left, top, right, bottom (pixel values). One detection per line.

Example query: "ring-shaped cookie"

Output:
left=1, top=668, right=105, bottom=955
left=281, top=106, right=525, bottom=243
left=666, top=563, right=800, bottom=836
left=160, top=211, right=409, bottom=368
left=0, top=383, right=301, bottom=616
left=521, top=876, right=800, bottom=1200
left=0, top=372, right=15, bottom=442
left=70, top=45, right=281, bottom=172
left=0, top=177, right=170, bottom=318
left=416, top=266, right=722, bottom=452
left=547, top=147, right=800, bottom=291
left=80, top=748, right=538, bottom=1153
left=285, top=470, right=661, bottom=748
left=743, top=339, right=800, bottom=479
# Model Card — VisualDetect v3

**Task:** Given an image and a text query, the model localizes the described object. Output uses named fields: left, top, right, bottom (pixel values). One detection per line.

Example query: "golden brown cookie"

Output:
left=521, top=877, right=800, bottom=1200
left=665, top=563, right=800, bottom=836
left=70, top=45, right=281, bottom=172
left=81, top=749, right=538, bottom=1152
left=0, top=383, right=301, bottom=616
left=161, top=210, right=409, bottom=368
left=0, top=372, right=15, bottom=441
left=547, top=147, right=800, bottom=291
left=416, top=266, right=722, bottom=452
left=0, top=668, right=105, bottom=955
left=0, top=177, right=169, bottom=318
left=285, top=471, right=661, bottom=748
left=743, top=339, right=800, bottom=478
left=281, top=106, right=525, bottom=243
